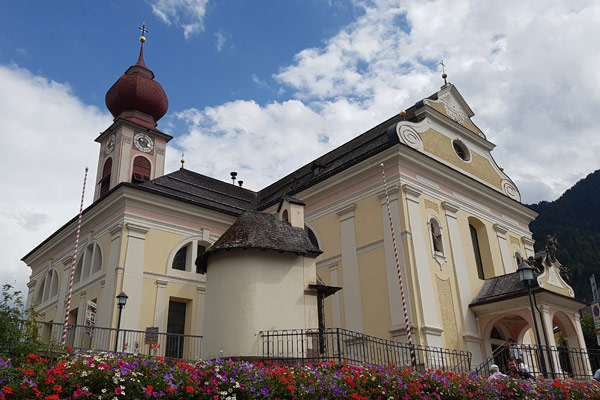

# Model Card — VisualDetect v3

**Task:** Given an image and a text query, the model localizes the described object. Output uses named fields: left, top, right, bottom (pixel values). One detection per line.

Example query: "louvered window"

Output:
left=100, top=158, right=112, bottom=197
left=132, top=156, right=151, bottom=184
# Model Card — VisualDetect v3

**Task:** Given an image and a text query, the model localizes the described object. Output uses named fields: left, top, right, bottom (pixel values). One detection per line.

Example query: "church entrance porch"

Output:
left=470, top=273, right=591, bottom=378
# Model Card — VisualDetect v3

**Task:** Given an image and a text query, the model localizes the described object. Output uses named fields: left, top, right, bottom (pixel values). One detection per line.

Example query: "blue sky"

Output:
left=2, top=0, right=600, bottom=295
left=0, top=1, right=362, bottom=112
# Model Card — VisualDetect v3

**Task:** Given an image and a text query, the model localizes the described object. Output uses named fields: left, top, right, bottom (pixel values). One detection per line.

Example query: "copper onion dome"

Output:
left=105, top=43, right=168, bottom=126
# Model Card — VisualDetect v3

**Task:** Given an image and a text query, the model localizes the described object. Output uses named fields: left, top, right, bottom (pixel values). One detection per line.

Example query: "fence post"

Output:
left=336, top=328, right=342, bottom=364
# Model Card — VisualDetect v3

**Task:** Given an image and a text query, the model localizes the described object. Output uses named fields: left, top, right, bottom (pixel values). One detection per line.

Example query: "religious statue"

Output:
left=431, top=224, right=442, bottom=253
left=545, top=234, right=558, bottom=262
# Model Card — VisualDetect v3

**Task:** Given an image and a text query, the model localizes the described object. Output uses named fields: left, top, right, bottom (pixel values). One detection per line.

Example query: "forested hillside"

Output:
left=528, top=169, right=600, bottom=303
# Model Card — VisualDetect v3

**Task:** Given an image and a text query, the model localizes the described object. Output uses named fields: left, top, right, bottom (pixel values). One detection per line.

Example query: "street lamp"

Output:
left=114, top=291, right=128, bottom=352
left=517, top=261, right=547, bottom=378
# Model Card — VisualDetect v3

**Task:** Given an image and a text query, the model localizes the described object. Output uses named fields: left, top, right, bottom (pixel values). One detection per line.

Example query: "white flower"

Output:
left=101, top=389, right=107, bottom=394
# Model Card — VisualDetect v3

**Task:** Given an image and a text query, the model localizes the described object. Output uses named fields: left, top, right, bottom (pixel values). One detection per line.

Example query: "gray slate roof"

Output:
left=197, top=211, right=322, bottom=272
left=469, top=272, right=539, bottom=307
left=135, top=168, right=258, bottom=216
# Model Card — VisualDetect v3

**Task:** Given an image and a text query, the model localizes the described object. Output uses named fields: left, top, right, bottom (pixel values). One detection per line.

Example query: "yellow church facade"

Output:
left=22, top=43, right=589, bottom=371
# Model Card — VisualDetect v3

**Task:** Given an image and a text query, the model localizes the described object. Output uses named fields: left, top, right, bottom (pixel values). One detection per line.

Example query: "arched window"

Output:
left=74, top=257, right=83, bottom=284
left=132, top=156, right=151, bottom=184
left=305, top=226, right=320, bottom=250
left=74, top=243, right=102, bottom=284
left=170, top=239, right=209, bottom=274
left=282, top=209, right=289, bottom=223
left=50, top=270, right=59, bottom=298
left=172, top=247, right=187, bottom=271
left=36, top=277, right=46, bottom=304
left=100, top=158, right=112, bottom=197
left=469, top=224, right=485, bottom=280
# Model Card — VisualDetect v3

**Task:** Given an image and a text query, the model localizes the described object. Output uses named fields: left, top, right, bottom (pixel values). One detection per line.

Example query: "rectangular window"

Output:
left=470, top=225, right=485, bottom=280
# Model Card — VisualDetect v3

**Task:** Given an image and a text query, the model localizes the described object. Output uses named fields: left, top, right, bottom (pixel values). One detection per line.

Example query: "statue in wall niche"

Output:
left=545, top=234, right=558, bottom=263
left=431, top=224, right=442, bottom=253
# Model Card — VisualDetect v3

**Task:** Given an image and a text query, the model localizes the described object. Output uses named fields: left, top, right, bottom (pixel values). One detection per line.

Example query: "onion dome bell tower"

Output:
left=93, top=30, right=173, bottom=202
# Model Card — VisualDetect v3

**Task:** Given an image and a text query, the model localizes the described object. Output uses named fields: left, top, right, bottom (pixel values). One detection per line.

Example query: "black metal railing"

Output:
left=476, top=343, right=600, bottom=380
left=261, top=328, right=472, bottom=372
left=25, top=321, right=203, bottom=362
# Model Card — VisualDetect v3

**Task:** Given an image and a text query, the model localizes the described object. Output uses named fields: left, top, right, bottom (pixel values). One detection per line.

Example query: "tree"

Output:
left=0, top=283, right=61, bottom=359
left=580, top=314, right=599, bottom=350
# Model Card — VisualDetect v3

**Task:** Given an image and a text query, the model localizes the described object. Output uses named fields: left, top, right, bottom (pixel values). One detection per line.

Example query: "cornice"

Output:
left=336, top=204, right=356, bottom=220
left=494, top=224, right=509, bottom=236
left=442, top=201, right=460, bottom=216
left=402, top=184, right=423, bottom=202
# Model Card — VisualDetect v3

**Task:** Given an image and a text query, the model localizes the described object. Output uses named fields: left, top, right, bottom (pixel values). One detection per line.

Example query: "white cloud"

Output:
left=151, top=0, right=209, bottom=38
left=0, top=64, right=110, bottom=296
left=215, top=31, right=227, bottom=52
left=170, top=0, right=600, bottom=204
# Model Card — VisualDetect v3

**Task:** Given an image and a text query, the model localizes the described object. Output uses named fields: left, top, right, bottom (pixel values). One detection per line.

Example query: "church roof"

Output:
left=255, top=112, right=403, bottom=210
left=135, top=168, right=257, bottom=216
left=469, top=271, right=586, bottom=307
left=105, top=44, right=169, bottom=125
left=469, top=272, right=538, bottom=306
left=197, top=211, right=322, bottom=272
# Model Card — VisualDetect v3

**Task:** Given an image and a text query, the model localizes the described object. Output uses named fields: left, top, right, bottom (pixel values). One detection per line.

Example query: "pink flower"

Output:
left=115, top=387, right=123, bottom=395
left=73, top=388, right=83, bottom=397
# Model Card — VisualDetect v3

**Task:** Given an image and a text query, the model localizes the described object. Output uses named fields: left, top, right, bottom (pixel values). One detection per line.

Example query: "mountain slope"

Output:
left=528, top=169, right=600, bottom=302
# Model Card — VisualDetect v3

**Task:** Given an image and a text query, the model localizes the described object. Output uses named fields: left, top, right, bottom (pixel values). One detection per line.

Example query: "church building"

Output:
left=22, top=37, right=589, bottom=370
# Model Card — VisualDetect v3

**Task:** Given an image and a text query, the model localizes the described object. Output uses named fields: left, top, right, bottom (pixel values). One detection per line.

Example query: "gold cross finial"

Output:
left=138, top=21, right=149, bottom=43
left=440, top=59, right=448, bottom=85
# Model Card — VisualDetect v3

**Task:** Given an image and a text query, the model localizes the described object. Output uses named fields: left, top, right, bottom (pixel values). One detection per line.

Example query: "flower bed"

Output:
left=0, top=352, right=599, bottom=399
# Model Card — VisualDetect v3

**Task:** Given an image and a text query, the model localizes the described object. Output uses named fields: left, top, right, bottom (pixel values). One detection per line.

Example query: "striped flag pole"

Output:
left=62, top=167, right=89, bottom=348
left=380, top=163, right=416, bottom=369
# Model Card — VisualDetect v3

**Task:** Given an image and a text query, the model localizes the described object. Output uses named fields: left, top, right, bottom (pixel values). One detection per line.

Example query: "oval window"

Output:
left=452, top=140, right=470, bottom=162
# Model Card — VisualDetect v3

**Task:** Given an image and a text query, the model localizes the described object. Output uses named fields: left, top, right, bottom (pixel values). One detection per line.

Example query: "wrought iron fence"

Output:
left=24, top=321, right=203, bottom=362
left=476, top=342, right=600, bottom=380
left=261, top=328, right=472, bottom=372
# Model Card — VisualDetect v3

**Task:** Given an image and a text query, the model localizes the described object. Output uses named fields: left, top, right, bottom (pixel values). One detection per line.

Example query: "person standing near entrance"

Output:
left=508, top=338, right=522, bottom=360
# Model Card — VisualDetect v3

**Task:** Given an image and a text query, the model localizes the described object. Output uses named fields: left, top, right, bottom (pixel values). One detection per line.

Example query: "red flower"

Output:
left=144, top=385, right=154, bottom=394
left=2, top=387, right=14, bottom=394
left=165, top=386, right=175, bottom=394
left=287, top=385, right=295, bottom=392
left=186, top=386, right=194, bottom=393
left=53, top=385, right=62, bottom=393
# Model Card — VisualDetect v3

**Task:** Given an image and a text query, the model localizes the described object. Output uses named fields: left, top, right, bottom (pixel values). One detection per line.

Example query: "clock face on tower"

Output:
left=133, top=133, right=154, bottom=153
left=104, top=134, right=116, bottom=155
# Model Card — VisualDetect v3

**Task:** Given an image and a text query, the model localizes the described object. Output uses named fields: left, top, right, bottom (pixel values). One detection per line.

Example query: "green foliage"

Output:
left=529, top=169, right=600, bottom=302
left=0, top=283, right=64, bottom=361
left=0, top=283, right=24, bottom=353
left=580, top=314, right=599, bottom=350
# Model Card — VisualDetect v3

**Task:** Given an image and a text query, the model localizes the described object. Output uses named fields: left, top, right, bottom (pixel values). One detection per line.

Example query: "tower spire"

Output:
left=136, top=22, right=149, bottom=68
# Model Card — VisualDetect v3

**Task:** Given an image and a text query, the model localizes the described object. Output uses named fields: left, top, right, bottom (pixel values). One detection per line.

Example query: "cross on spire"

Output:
left=440, top=59, right=448, bottom=85
left=138, top=21, right=149, bottom=37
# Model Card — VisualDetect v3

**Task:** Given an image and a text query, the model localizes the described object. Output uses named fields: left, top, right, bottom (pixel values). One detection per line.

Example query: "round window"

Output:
left=452, top=140, right=470, bottom=162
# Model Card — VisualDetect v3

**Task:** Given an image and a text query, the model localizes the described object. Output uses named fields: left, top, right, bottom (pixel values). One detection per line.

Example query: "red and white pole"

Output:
left=380, top=163, right=416, bottom=368
left=62, top=167, right=89, bottom=348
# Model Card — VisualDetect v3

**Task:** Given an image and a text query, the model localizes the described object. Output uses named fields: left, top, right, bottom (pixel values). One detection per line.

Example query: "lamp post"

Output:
left=114, top=292, right=128, bottom=352
left=517, top=261, right=547, bottom=378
